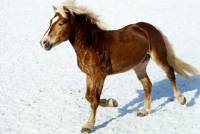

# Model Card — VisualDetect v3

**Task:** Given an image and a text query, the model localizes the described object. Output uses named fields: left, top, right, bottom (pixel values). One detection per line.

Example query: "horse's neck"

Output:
left=69, top=15, right=100, bottom=56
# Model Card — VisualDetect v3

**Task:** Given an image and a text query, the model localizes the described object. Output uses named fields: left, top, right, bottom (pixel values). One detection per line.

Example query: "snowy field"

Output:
left=1, top=0, right=200, bottom=133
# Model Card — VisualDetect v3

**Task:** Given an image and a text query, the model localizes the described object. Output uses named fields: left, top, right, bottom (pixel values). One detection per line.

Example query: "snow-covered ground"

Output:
left=0, top=0, right=200, bottom=133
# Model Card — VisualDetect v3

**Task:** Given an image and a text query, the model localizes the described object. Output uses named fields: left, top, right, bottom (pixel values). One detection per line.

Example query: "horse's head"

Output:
left=40, top=6, right=70, bottom=51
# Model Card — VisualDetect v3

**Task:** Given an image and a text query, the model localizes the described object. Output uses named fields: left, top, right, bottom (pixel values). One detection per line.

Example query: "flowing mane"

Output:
left=56, top=0, right=107, bottom=30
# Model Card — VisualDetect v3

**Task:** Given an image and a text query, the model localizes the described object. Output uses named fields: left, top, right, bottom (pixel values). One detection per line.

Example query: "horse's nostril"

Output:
left=43, top=41, right=49, bottom=48
left=43, top=41, right=47, bottom=45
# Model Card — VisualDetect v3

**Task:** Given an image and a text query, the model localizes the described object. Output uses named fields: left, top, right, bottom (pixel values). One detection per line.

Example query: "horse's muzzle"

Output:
left=40, top=40, right=52, bottom=51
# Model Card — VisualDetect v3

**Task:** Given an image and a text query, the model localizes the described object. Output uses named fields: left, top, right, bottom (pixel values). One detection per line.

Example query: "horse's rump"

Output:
left=136, top=22, right=198, bottom=81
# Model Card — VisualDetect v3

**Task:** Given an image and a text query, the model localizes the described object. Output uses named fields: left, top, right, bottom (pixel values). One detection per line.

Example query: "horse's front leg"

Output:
left=81, top=74, right=106, bottom=133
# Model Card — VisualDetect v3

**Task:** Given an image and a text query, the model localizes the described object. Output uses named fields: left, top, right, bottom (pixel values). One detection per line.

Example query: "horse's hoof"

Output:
left=108, top=98, right=118, bottom=107
left=137, top=108, right=150, bottom=117
left=181, top=97, right=186, bottom=105
left=81, top=127, right=92, bottom=133
left=177, top=95, right=187, bottom=105
left=137, top=112, right=148, bottom=117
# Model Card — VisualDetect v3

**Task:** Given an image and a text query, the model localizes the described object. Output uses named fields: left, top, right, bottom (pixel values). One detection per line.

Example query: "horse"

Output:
left=40, top=0, right=198, bottom=133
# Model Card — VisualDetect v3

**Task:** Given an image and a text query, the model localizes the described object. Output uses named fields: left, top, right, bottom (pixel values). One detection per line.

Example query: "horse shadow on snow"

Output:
left=94, top=74, right=200, bottom=132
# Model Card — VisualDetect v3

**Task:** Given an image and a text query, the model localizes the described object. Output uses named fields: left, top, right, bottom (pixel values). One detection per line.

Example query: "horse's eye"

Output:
left=58, top=23, right=63, bottom=26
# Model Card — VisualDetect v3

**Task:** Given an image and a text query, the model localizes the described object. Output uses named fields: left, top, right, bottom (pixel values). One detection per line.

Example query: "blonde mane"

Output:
left=56, top=0, right=107, bottom=30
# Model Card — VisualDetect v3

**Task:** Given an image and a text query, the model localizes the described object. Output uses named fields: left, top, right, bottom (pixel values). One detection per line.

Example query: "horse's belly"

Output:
left=108, top=52, right=147, bottom=75
left=110, top=64, right=137, bottom=74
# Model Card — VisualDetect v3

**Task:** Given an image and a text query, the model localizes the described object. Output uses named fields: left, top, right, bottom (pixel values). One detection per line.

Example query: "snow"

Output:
left=0, top=0, right=200, bottom=133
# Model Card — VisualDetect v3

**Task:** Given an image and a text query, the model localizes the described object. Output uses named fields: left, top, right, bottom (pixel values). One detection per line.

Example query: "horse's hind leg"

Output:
left=161, top=64, right=186, bottom=104
left=134, top=57, right=152, bottom=116
left=151, top=53, right=186, bottom=105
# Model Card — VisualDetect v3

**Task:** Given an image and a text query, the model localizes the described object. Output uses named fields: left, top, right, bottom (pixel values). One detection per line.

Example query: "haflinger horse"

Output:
left=40, top=0, right=198, bottom=133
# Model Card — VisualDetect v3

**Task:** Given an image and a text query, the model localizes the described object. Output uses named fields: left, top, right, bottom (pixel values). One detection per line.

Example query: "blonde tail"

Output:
left=162, top=33, right=199, bottom=81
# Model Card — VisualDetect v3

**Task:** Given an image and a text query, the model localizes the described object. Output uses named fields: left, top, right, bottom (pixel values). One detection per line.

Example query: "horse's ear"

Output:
left=52, top=5, right=57, bottom=11
left=63, top=6, right=69, bottom=12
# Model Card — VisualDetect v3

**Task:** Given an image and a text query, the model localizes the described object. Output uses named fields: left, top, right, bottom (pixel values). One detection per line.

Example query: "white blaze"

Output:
left=41, top=16, right=59, bottom=48
left=43, top=16, right=59, bottom=39
left=52, top=16, right=59, bottom=24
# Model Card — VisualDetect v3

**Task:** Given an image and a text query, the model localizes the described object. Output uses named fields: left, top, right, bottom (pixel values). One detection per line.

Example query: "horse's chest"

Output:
left=77, top=58, right=88, bottom=74
left=76, top=52, right=107, bottom=75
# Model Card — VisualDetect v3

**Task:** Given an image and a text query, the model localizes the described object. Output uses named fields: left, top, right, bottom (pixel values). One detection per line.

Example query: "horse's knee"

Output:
left=85, top=94, right=93, bottom=103
left=85, top=94, right=100, bottom=106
